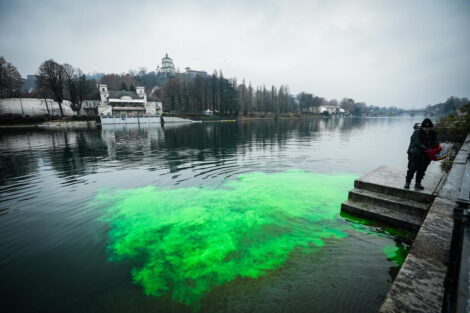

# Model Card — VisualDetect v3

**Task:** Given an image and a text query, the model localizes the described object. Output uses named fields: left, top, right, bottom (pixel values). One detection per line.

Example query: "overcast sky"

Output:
left=1, top=0, right=469, bottom=108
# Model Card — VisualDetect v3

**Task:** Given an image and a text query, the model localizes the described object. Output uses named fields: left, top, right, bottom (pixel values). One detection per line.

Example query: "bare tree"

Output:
left=63, top=63, right=77, bottom=108
left=100, top=73, right=139, bottom=91
left=37, top=59, right=66, bottom=117
left=38, top=85, right=54, bottom=117
left=62, top=65, right=97, bottom=115
left=75, top=69, right=96, bottom=115
left=0, top=56, right=22, bottom=98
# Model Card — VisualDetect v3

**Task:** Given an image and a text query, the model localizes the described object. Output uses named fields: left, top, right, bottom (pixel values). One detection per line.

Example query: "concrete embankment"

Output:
left=39, top=121, right=97, bottom=128
left=378, top=135, right=470, bottom=313
left=0, top=120, right=97, bottom=129
left=341, top=134, right=470, bottom=313
left=341, top=165, right=442, bottom=232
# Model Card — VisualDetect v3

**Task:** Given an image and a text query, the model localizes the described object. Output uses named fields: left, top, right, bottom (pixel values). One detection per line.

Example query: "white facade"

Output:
left=318, top=105, right=346, bottom=115
left=145, top=101, right=160, bottom=115
left=136, top=86, right=146, bottom=100
left=98, top=84, right=162, bottom=117
left=161, top=53, right=175, bottom=74
left=185, top=67, right=207, bottom=77
left=100, top=115, right=161, bottom=125
left=99, top=84, right=109, bottom=103
left=0, top=98, right=75, bottom=116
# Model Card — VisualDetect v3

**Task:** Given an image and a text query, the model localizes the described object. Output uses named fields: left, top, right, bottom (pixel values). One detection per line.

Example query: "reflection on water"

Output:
left=0, top=117, right=414, bottom=185
left=0, top=117, right=422, bottom=313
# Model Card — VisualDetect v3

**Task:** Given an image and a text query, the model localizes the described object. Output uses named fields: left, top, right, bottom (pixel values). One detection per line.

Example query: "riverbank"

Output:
left=0, top=120, right=97, bottom=129
left=0, top=113, right=99, bottom=128
left=379, top=134, right=470, bottom=313
left=0, top=114, right=428, bottom=129
left=0, top=114, right=345, bottom=128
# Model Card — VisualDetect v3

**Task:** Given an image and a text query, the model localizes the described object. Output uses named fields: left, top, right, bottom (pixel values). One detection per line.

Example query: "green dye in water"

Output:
left=382, top=244, right=409, bottom=266
left=340, top=211, right=415, bottom=240
left=341, top=210, right=412, bottom=266
left=95, top=170, right=409, bottom=305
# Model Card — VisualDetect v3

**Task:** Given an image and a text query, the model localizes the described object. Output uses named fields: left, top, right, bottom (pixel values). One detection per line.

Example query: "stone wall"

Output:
left=379, top=134, right=470, bottom=313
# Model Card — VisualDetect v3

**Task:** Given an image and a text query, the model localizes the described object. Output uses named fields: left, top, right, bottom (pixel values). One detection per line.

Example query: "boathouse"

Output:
left=97, top=84, right=162, bottom=117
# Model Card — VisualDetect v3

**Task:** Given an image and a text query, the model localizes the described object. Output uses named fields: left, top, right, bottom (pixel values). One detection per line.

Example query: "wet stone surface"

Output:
left=379, top=197, right=454, bottom=313
left=357, top=165, right=443, bottom=195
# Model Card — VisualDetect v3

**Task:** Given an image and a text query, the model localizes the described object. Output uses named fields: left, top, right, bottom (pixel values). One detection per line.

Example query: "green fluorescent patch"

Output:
left=382, top=244, right=409, bottom=266
left=341, top=211, right=414, bottom=240
left=96, top=170, right=408, bottom=305
left=96, top=171, right=355, bottom=304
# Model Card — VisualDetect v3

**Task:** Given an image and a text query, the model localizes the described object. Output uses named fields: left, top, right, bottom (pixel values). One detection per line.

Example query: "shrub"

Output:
left=436, top=102, right=470, bottom=144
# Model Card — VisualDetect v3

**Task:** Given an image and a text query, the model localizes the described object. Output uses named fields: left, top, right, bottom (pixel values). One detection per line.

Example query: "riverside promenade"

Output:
left=342, top=134, right=470, bottom=313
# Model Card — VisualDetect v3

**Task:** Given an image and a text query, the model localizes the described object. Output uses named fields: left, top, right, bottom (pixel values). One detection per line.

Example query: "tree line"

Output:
left=161, top=75, right=383, bottom=117
left=1, top=57, right=99, bottom=117
left=35, top=60, right=98, bottom=116
left=425, top=97, right=470, bottom=117
left=2, top=55, right=450, bottom=118
left=67, top=65, right=390, bottom=116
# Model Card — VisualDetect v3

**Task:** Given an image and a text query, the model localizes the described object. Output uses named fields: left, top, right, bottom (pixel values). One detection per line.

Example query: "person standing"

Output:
left=405, top=118, right=438, bottom=189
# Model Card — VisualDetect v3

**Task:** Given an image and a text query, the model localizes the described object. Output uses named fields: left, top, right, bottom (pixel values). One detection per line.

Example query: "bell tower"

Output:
left=161, top=53, right=175, bottom=76
left=136, top=86, right=147, bottom=101
left=99, top=84, right=109, bottom=104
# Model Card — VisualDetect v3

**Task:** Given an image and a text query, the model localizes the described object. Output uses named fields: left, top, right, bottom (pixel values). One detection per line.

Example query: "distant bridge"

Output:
left=401, top=109, right=428, bottom=117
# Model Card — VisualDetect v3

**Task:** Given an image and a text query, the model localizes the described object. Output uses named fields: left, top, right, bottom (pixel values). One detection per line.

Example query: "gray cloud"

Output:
left=1, top=0, right=469, bottom=108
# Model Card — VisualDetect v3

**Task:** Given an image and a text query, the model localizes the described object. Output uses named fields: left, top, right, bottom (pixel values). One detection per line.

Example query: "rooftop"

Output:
left=108, top=90, right=143, bottom=100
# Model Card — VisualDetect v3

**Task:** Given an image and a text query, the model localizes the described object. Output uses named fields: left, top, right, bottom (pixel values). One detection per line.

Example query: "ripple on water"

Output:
left=0, top=119, right=416, bottom=313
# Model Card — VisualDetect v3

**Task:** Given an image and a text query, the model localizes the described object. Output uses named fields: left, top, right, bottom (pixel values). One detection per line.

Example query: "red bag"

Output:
left=425, top=145, right=445, bottom=161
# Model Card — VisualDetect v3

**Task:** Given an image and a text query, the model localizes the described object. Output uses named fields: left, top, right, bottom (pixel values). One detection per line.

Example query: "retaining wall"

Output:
left=0, top=98, right=75, bottom=116
left=379, top=134, right=470, bottom=313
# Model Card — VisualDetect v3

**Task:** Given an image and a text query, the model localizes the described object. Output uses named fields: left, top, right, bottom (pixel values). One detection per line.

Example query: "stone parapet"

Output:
left=378, top=197, right=454, bottom=313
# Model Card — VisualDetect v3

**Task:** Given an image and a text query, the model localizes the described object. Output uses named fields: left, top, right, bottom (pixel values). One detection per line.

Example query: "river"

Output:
left=0, top=117, right=441, bottom=313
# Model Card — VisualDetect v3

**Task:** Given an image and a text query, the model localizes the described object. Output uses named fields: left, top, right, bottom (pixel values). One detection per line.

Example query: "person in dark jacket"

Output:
left=405, top=118, right=437, bottom=189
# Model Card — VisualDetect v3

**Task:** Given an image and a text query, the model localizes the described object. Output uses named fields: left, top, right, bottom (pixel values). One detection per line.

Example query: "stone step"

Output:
left=348, top=188, right=429, bottom=218
left=354, top=179, right=435, bottom=203
left=341, top=200, right=424, bottom=232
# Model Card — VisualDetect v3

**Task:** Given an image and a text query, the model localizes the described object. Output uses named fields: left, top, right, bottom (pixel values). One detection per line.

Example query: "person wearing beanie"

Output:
left=405, top=118, right=438, bottom=189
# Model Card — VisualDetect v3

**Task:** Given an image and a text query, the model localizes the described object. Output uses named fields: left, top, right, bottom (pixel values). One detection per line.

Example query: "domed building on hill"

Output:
left=159, top=53, right=176, bottom=78
left=157, top=53, right=207, bottom=81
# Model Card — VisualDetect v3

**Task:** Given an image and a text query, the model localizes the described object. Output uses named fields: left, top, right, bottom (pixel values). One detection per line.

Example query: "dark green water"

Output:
left=0, top=118, right=431, bottom=313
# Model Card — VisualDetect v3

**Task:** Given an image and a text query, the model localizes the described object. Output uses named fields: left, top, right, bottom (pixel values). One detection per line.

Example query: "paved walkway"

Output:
left=357, top=163, right=444, bottom=196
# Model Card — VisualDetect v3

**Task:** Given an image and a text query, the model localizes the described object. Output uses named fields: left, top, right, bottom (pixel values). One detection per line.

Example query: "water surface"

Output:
left=0, top=117, right=434, bottom=313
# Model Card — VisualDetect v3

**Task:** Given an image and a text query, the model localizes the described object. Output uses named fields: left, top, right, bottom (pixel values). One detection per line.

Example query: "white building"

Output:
left=97, top=84, right=162, bottom=117
left=160, top=53, right=175, bottom=75
left=185, top=67, right=207, bottom=78
left=318, top=105, right=347, bottom=115
left=204, top=109, right=213, bottom=116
